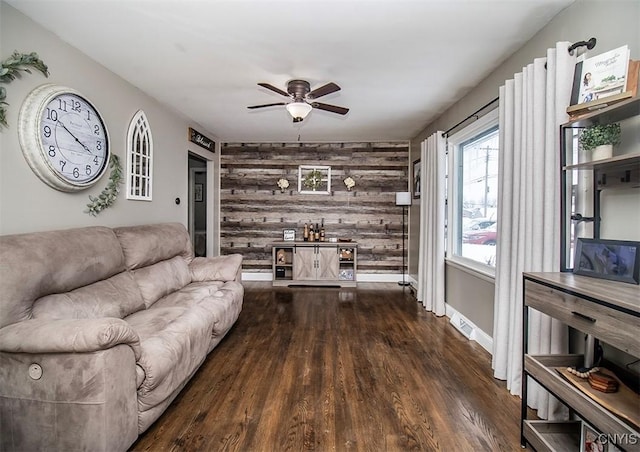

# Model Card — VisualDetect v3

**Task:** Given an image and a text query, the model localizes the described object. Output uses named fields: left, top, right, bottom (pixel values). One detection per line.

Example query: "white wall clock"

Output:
left=18, top=84, right=110, bottom=192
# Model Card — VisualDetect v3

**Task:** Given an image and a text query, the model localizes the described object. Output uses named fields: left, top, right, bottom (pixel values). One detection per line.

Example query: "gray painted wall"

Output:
left=409, top=0, right=640, bottom=336
left=0, top=3, right=218, bottom=235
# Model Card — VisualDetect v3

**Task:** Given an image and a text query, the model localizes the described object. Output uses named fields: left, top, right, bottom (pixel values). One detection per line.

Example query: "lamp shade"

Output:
left=286, top=101, right=312, bottom=119
left=395, top=192, right=412, bottom=206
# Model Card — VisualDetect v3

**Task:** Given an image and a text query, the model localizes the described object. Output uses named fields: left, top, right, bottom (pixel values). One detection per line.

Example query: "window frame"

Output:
left=445, top=108, right=499, bottom=278
left=126, top=110, right=153, bottom=201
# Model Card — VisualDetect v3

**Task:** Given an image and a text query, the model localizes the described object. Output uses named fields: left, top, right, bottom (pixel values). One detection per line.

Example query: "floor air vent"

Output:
left=450, top=311, right=474, bottom=339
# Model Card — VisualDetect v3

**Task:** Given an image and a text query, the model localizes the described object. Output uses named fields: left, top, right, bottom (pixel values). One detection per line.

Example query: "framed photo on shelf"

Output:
left=580, top=421, right=606, bottom=452
left=570, top=45, right=629, bottom=106
left=283, top=229, right=296, bottom=241
left=573, top=238, right=640, bottom=285
left=413, top=159, right=421, bottom=199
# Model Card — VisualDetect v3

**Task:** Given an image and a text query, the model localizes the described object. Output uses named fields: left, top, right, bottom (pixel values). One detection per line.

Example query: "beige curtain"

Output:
left=417, top=132, right=446, bottom=316
left=492, top=42, right=575, bottom=419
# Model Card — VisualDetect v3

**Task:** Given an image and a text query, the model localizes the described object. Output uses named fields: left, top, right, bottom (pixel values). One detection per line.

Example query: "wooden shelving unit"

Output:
left=521, top=272, right=640, bottom=452
left=560, top=96, right=640, bottom=271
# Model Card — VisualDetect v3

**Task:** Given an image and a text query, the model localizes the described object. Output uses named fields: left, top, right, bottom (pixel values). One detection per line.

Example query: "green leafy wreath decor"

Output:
left=303, top=169, right=324, bottom=191
left=85, top=154, right=123, bottom=216
left=0, top=51, right=49, bottom=129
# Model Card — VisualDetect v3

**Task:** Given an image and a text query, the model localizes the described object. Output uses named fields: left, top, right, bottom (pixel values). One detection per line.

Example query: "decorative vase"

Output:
left=591, top=144, right=613, bottom=161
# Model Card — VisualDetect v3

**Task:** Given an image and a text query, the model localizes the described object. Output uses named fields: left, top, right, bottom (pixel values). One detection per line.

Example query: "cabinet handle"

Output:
left=571, top=311, right=596, bottom=323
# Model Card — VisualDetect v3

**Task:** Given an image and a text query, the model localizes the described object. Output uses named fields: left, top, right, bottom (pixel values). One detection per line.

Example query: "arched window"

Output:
left=126, top=110, right=153, bottom=200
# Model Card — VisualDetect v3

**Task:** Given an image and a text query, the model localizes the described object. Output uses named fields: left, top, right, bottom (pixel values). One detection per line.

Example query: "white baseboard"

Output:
left=356, top=273, right=408, bottom=283
left=445, top=304, right=493, bottom=354
left=241, top=272, right=409, bottom=283
left=242, top=272, right=272, bottom=281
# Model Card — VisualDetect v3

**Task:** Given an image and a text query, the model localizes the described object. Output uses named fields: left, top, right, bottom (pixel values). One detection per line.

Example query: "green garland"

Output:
left=85, top=154, right=123, bottom=216
left=0, top=51, right=49, bottom=129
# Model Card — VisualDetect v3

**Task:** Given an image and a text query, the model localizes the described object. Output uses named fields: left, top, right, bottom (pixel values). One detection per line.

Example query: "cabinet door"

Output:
left=293, top=247, right=316, bottom=280
left=317, top=246, right=339, bottom=280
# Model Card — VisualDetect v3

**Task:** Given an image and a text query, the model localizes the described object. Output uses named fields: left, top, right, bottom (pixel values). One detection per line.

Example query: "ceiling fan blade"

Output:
left=312, top=102, right=349, bottom=115
left=247, top=102, right=286, bottom=109
left=257, top=83, right=289, bottom=97
left=307, top=82, right=341, bottom=99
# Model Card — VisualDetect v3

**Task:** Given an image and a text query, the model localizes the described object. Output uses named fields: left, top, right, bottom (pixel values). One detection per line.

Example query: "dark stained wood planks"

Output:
left=131, top=283, right=523, bottom=452
left=220, top=142, right=410, bottom=274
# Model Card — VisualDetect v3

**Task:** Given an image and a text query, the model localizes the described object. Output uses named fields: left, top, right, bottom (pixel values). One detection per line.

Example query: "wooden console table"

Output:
left=521, top=272, right=639, bottom=452
left=272, top=242, right=357, bottom=287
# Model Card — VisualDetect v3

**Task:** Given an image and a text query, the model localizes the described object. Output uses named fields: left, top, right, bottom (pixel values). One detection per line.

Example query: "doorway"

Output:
left=188, top=153, right=208, bottom=257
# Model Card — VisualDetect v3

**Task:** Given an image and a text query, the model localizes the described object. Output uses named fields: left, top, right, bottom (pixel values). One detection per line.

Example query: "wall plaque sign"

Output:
left=188, top=127, right=215, bottom=151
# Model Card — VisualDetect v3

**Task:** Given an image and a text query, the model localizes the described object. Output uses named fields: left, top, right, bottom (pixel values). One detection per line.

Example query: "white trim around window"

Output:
left=446, top=108, right=499, bottom=277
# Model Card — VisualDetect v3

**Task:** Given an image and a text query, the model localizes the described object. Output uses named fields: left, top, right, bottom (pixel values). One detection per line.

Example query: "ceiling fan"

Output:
left=247, top=79, right=349, bottom=123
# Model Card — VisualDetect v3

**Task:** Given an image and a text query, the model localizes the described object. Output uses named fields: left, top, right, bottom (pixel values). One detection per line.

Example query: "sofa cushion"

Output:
left=124, top=304, right=216, bottom=412
left=189, top=254, right=243, bottom=282
left=0, top=227, right=125, bottom=329
left=131, top=256, right=191, bottom=308
left=152, top=281, right=224, bottom=310
left=32, top=272, right=145, bottom=320
left=205, top=281, right=244, bottom=338
left=152, top=281, right=243, bottom=341
left=114, top=223, right=193, bottom=270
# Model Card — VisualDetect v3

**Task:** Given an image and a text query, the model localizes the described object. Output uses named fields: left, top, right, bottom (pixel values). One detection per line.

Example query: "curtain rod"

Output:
left=568, top=37, right=597, bottom=55
left=441, top=97, right=498, bottom=138
left=441, top=37, right=597, bottom=138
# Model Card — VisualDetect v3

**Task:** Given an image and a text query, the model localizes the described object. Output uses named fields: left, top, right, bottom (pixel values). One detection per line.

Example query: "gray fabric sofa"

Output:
left=0, top=223, right=243, bottom=451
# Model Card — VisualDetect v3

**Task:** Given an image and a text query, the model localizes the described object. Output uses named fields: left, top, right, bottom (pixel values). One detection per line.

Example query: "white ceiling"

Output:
left=7, top=0, right=574, bottom=142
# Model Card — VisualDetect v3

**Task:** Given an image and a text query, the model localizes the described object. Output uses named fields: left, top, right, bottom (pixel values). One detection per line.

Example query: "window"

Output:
left=126, top=110, right=153, bottom=200
left=447, top=109, right=499, bottom=272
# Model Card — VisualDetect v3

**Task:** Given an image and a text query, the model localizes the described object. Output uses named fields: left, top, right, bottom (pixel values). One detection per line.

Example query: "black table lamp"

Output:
left=396, top=192, right=411, bottom=287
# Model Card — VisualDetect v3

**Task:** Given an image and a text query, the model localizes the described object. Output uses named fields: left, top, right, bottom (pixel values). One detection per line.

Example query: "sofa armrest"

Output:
left=189, top=254, right=243, bottom=283
left=0, top=318, right=141, bottom=360
left=0, top=345, right=139, bottom=451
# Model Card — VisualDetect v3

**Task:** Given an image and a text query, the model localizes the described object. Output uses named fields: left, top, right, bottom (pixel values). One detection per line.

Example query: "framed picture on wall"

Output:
left=194, top=183, right=204, bottom=202
left=298, top=165, right=331, bottom=194
left=413, top=159, right=421, bottom=199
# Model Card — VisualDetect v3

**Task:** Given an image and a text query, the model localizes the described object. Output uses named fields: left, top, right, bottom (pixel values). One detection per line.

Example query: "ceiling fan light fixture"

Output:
left=286, top=101, right=312, bottom=120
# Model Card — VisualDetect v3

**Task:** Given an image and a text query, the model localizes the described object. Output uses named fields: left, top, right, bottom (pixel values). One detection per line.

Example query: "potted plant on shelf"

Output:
left=578, top=123, right=621, bottom=161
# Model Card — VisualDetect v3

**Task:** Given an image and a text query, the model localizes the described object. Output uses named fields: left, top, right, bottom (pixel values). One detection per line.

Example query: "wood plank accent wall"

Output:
left=220, top=142, right=410, bottom=274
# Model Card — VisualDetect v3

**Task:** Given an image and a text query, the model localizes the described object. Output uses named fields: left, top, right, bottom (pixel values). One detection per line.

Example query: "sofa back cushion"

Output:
left=32, top=271, right=145, bottom=320
left=114, top=223, right=194, bottom=270
left=132, top=256, right=191, bottom=308
left=0, top=227, right=126, bottom=329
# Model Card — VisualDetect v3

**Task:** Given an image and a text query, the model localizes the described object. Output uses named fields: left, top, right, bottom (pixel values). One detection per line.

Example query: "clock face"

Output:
left=18, top=85, right=110, bottom=192
left=40, top=93, right=109, bottom=185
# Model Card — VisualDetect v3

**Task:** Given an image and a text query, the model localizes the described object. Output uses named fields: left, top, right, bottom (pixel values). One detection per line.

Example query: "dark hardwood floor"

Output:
left=130, top=282, right=523, bottom=451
